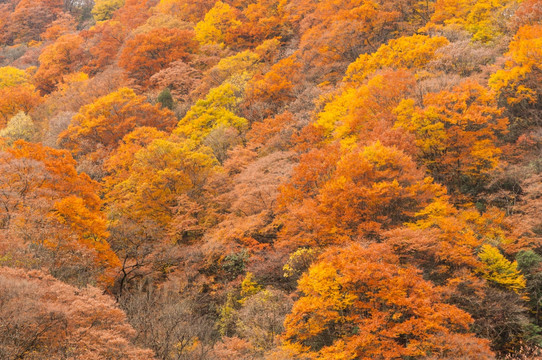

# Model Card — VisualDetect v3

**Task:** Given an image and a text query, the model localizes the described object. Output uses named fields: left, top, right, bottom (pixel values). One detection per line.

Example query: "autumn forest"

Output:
left=0, top=0, right=541, bottom=358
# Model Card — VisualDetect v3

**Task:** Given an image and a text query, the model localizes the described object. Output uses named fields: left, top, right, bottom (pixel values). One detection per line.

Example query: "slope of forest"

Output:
left=0, top=0, right=541, bottom=358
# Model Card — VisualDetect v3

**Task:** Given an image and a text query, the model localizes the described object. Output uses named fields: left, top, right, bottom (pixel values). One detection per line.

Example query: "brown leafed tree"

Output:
left=0, top=266, right=155, bottom=360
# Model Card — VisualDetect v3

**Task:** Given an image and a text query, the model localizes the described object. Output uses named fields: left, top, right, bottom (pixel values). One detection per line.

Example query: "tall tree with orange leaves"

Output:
left=34, top=33, right=84, bottom=93
left=283, top=242, right=494, bottom=360
left=278, top=141, right=444, bottom=248
left=58, top=87, right=177, bottom=178
left=395, top=80, right=508, bottom=197
left=0, top=141, right=119, bottom=286
left=490, top=24, right=542, bottom=128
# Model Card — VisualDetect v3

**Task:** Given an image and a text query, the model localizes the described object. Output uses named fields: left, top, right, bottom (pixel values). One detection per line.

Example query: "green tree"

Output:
left=157, top=88, right=174, bottom=110
left=516, top=250, right=542, bottom=329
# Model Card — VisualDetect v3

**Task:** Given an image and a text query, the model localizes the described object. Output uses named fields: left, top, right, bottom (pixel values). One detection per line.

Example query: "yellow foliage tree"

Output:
left=106, top=138, right=218, bottom=228
left=428, top=0, right=520, bottom=42
left=0, top=111, right=36, bottom=143
left=345, top=35, right=449, bottom=84
left=0, top=66, right=31, bottom=88
left=174, top=81, right=248, bottom=142
left=92, top=0, right=125, bottom=21
left=239, top=272, right=262, bottom=304
left=317, top=69, right=415, bottom=148
left=387, top=196, right=512, bottom=284
left=478, top=244, right=526, bottom=294
left=194, top=1, right=241, bottom=45
left=489, top=24, right=542, bottom=106
left=211, top=50, right=261, bottom=83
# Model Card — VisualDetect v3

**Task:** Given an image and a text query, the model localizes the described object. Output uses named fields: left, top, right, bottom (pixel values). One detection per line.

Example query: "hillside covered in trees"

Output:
left=0, top=0, right=541, bottom=358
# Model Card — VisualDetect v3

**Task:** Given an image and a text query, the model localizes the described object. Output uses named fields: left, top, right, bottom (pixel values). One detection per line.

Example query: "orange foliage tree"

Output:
left=0, top=74, right=41, bottom=126
left=41, top=13, right=76, bottom=41
left=58, top=87, right=177, bottom=176
left=226, top=0, right=289, bottom=48
left=112, top=0, right=153, bottom=30
left=245, top=55, right=302, bottom=119
left=395, top=80, right=508, bottom=196
left=0, top=141, right=119, bottom=286
left=278, top=141, right=444, bottom=248
left=153, top=0, right=216, bottom=22
left=81, top=20, right=127, bottom=75
left=283, top=242, right=494, bottom=359
left=34, top=33, right=85, bottom=93
left=489, top=24, right=542, bottom=127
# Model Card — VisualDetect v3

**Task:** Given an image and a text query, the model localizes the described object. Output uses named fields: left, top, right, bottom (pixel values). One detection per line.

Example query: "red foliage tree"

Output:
left=119, top=28, right=198, bottom=87
left=0, top=0, right=64, bottom=45
left=81, top=20, right=127, bottom=75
